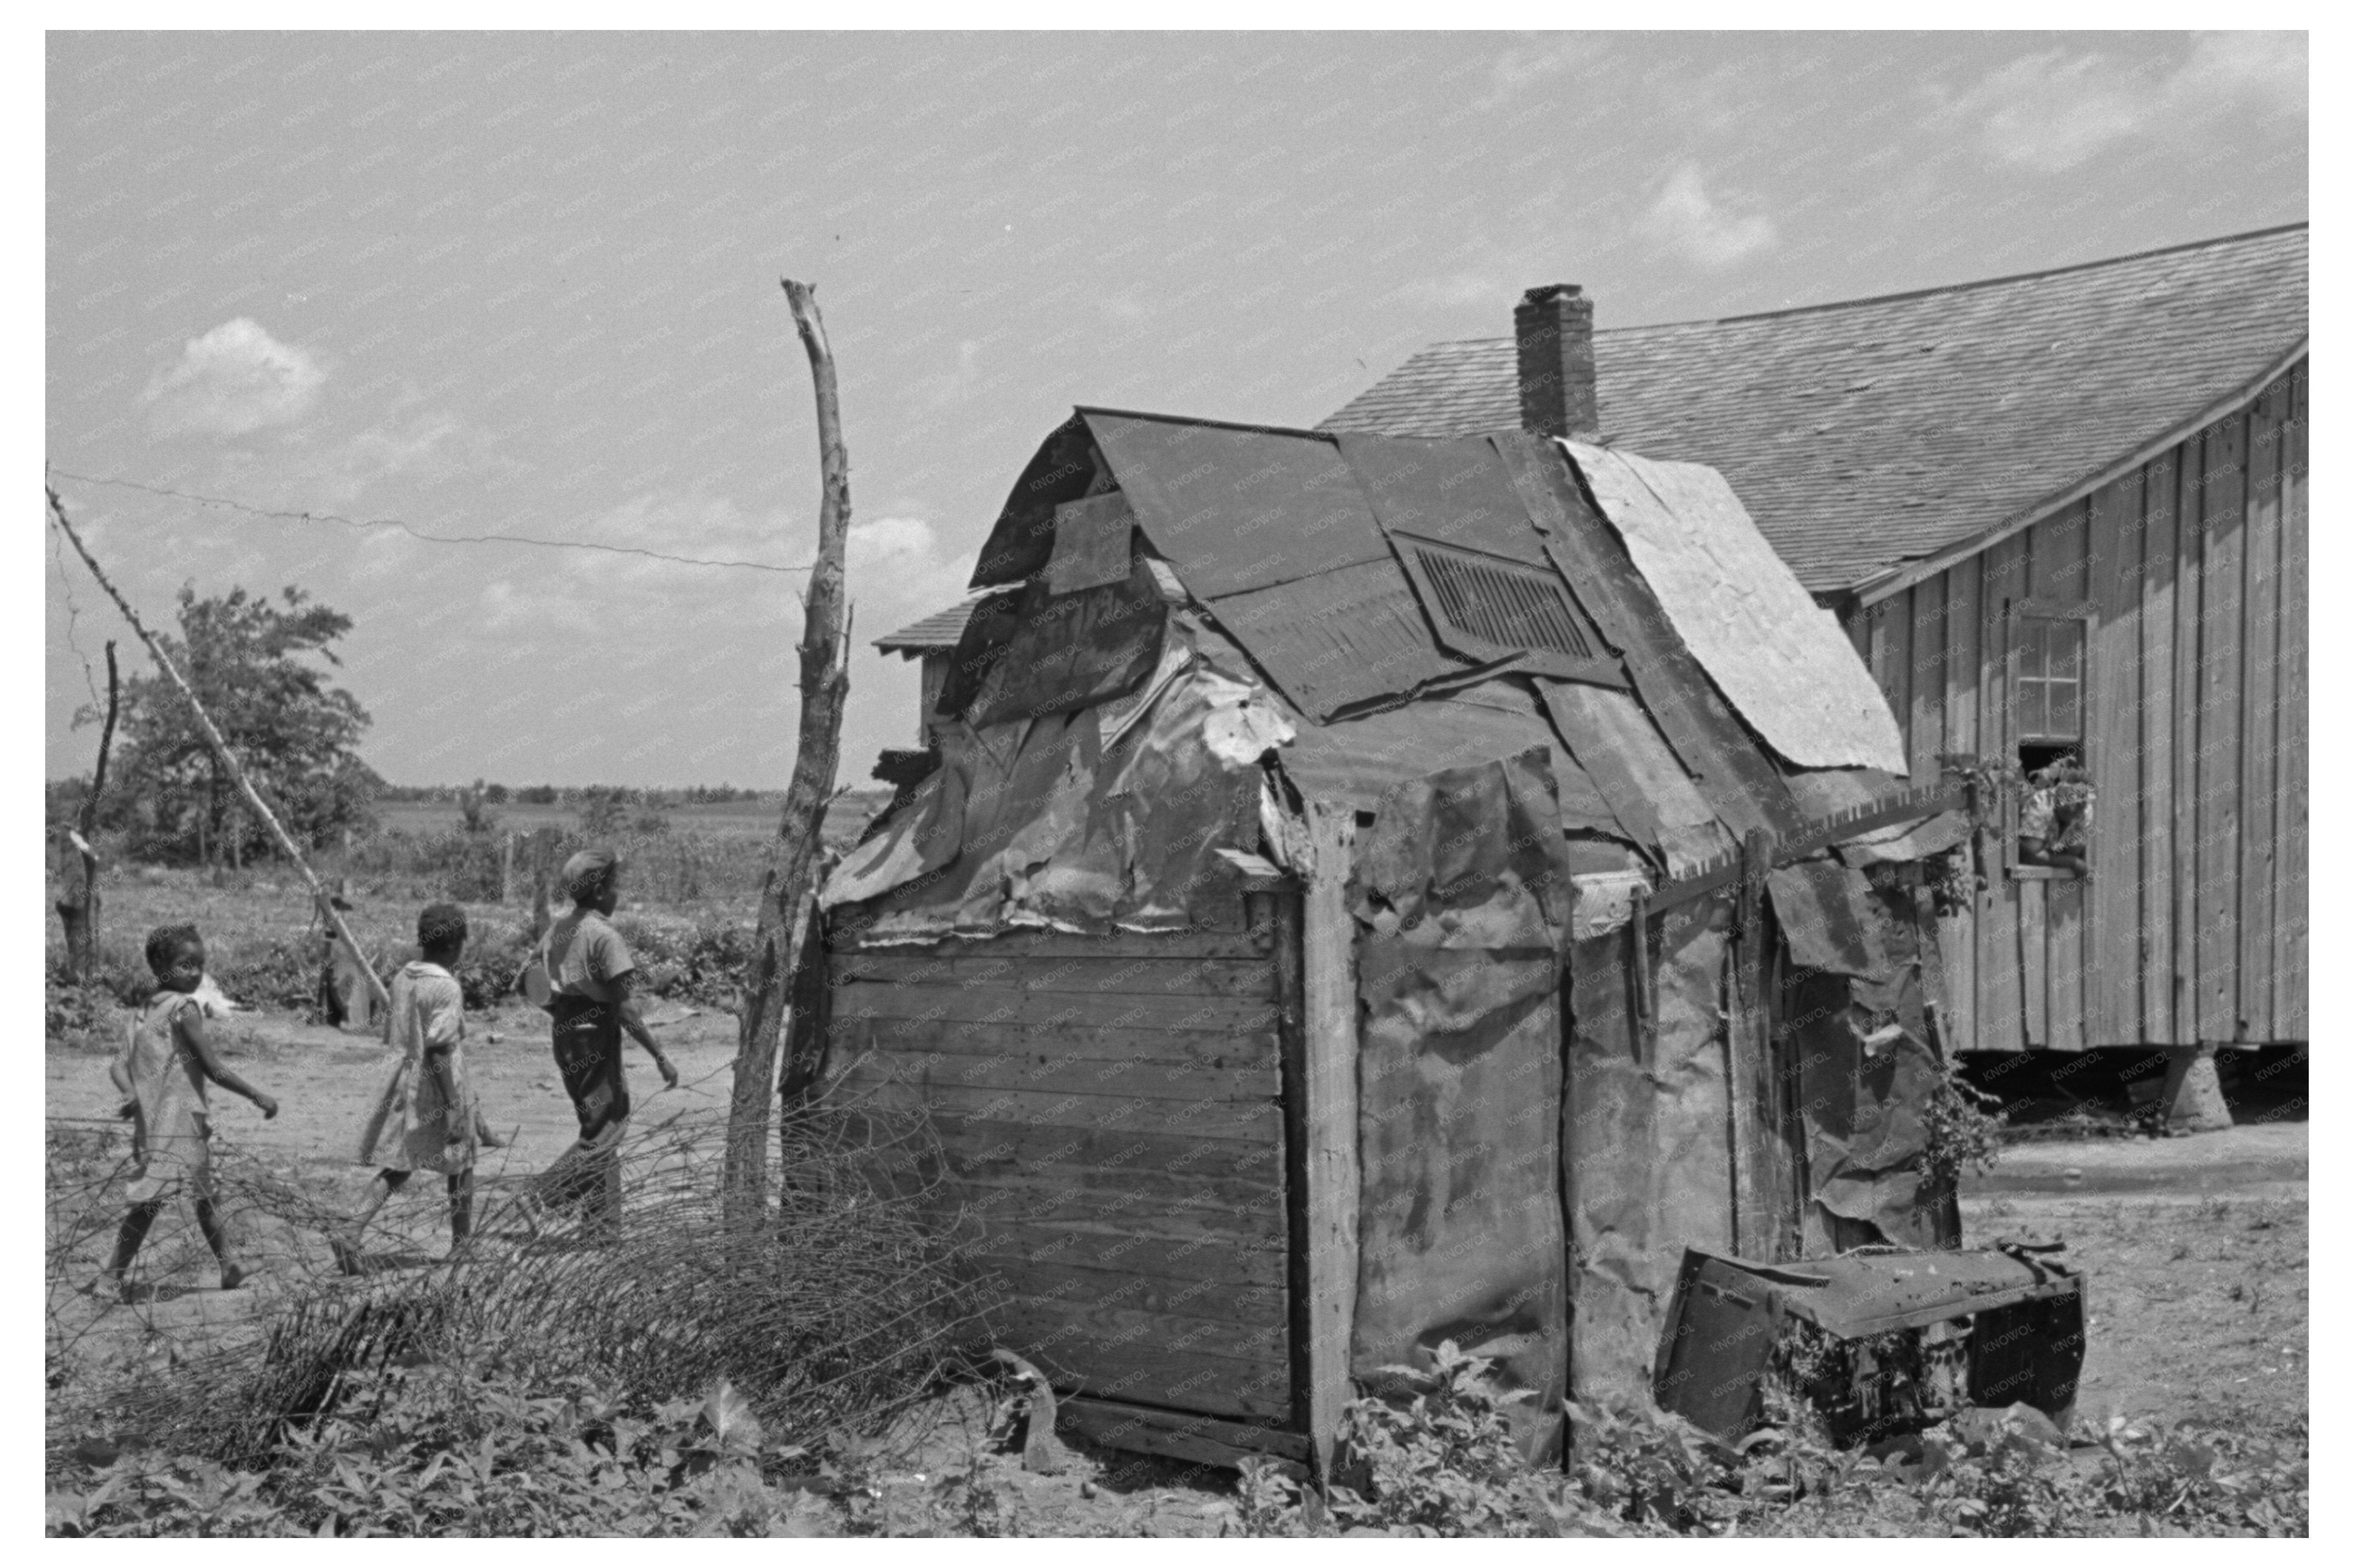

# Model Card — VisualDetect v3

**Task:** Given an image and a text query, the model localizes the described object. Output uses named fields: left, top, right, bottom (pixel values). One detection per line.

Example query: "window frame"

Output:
left=2004, top=598, right=2098, bottom=881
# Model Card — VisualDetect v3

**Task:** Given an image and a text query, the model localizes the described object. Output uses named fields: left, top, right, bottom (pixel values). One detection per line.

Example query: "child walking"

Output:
left=99, top=924, right=279, bottom=1303
left=334, top=903, right=479, bottom=1273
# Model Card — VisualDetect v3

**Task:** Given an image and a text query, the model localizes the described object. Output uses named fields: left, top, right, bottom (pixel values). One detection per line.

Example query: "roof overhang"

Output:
left=1847, top=335, right=2309, bottom=610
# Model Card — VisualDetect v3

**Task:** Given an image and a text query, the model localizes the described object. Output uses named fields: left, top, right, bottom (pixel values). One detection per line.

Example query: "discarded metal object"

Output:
left=1652, top=1244, right=2086, bottom=1447
left=989, top=1350, right=1069, bottom=1475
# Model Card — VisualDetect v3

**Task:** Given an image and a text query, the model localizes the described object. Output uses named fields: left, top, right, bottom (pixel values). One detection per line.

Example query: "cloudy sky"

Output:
left=44, top=31, right=2306, bottom=789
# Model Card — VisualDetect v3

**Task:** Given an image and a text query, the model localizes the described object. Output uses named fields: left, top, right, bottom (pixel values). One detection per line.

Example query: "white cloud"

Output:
left=1478, top=34, right=1605, bottom=111
left=144, top=318, right=324, bottom=438
left=1945, top=32, right=2305, bottom=174
left=1635, top=163, right=1777, bottom=270
left=848, top=514, right=977, bottom=617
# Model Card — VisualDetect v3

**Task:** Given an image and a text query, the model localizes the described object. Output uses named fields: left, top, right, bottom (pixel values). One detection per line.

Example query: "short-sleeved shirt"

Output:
left=543, top=909, right=636, bottom=1003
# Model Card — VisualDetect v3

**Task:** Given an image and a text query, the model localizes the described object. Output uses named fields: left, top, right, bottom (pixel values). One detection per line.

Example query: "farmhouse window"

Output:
left=2014, top=616, right=2084, bottom=745
left=2007, top=601, right=2097, bottom=881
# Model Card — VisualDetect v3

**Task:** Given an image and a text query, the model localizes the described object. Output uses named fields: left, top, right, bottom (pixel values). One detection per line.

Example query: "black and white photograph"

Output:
left=38, top=23, right=2311, bottom=1538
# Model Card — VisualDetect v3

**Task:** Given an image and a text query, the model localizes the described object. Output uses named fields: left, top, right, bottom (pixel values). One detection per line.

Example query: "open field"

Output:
left=373, top=800, right=795, bottom=836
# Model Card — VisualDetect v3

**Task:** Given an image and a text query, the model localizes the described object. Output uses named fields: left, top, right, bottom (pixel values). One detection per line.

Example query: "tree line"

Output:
left=46, top=582, right=785, bottom=870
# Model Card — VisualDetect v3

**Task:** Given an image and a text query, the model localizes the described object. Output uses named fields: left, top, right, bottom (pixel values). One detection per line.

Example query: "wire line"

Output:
left=45, top=467, right=817, bottom=576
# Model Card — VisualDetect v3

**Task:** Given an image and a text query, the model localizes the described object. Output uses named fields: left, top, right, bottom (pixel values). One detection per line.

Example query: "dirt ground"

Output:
left=45, top=997, right=2309, bottom=1532
left=43, top=1000, right=1256, bottom=1535
left=1959, top=1124, right=2308, bottom=1440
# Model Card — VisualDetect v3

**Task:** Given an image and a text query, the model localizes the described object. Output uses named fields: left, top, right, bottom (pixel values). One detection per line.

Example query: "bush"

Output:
left=1231, top=1365, right=2311, bottom=1539
left=59, top=1103, right=974, bottom=1478
left=47, top=1370, right=842, bottom=1538
left=1238, top=1343, right=1593, bottom=1538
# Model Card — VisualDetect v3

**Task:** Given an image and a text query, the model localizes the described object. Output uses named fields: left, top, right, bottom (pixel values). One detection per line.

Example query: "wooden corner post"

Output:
left=1298, top=802, right=1361, bottom=1485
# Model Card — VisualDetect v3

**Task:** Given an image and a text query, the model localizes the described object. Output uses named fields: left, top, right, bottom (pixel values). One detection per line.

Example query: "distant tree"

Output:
left=576, top=787, right=629, bottom=838
left=458, top=778, right=501, bottom=835
left=106, top=585, right=378, bottom=866
left=483, top=782, right=510, bottom=805
left=517, top=783, right=560, bottom=807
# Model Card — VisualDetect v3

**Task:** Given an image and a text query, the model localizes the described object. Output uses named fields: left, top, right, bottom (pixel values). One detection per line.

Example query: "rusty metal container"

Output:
left=1651, top=1243, right=2086, bottom=1446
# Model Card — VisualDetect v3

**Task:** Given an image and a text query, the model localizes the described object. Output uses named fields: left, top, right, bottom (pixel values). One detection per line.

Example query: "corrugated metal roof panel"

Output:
left=1280, top=678, right=1625, bottom=835
left=1204, top=558, right=1467, bottom=723
left=1332, top=433, right=1550, bottom=566
left=1538, top=680, right=1734, bottom=877
left=1085, top=412, right=1390, bottom=599
left=1324, top=225, right=2308, bottom=592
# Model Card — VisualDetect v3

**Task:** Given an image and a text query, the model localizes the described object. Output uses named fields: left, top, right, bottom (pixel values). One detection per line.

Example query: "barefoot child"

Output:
left=100, top=925, right=279, bottom=1301
left=335, top=903, right=478, bottom=1273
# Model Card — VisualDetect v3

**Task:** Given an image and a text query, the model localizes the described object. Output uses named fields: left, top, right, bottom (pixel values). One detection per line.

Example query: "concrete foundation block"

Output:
left=2160, top=1046, right=2233, bottom=1134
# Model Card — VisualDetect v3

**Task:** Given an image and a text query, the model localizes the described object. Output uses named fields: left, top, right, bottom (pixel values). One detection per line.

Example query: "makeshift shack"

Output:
left=808, top=409, right=1971, bottom=1476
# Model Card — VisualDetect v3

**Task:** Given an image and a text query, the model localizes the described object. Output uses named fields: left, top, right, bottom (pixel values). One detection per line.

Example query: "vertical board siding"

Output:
left=1869, top=593, right=1911, bottom=760
left=1940, top=554, right=1981, bottom=1055
left=2031, top=499, right=2092, bottom=603
left=2237, top=389, right=2284, bottom=1043
left=2194, top=414, right=2247, bottom=1043
left=2047, top=879, right=2086, bottom=1052
left=1909, top=576, right=1946, bottom=786
left=1978, top=535, right=2028, bottom=1050
left=2088, top=473, right=2144, bottom=1043
left=2275, top=365, right=2309, bottom=1038
left=2138, top=449, right=2181, bottom=1046
left=2018, top=879, right=2048, bottom=1047
left=2171, top=435, right=2206, bottom=1046
left=1858, top=362, right=2303, bottom=1055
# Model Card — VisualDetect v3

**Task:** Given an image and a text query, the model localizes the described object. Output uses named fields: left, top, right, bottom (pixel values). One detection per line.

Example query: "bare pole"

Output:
left=54, top=641, right=120, bottom=980
left=46, top=487, right=391, bottom=1014
left=724, top=280, right=854, bottom=1221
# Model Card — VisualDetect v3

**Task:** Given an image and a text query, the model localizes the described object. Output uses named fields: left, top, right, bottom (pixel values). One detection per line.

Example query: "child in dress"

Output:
left=98, top=925, right=279, bottom=1302
left=334, top=903, right=478, bottom=1273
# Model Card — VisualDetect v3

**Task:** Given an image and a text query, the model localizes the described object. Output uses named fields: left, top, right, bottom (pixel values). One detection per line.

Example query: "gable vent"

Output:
left=1404, top=538, right=1596, bottom=660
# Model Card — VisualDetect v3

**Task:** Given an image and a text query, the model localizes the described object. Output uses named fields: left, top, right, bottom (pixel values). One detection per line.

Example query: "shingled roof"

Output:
left=1321, top=224, right=2308, bottom=595
left=874, top=595, right=983, bottom=654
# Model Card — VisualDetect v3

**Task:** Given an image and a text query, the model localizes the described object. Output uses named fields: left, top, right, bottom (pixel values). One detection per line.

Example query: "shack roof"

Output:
left=1319, top=224, right=2309, bottom=595
left=878, top=411, right=1916, bottom=888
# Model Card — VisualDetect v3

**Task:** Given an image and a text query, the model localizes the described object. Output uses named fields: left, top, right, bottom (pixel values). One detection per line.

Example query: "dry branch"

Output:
left=725, top=280, right=853, bottom=1221
left=46, top=488, right=390, bottom=1014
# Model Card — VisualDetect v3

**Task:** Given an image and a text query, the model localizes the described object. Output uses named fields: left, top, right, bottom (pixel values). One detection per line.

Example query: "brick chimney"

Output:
left=1514, top=284, right=1599, bottom=440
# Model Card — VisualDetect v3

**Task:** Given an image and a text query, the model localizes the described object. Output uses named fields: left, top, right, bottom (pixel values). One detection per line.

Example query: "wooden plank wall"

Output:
left=1857, top=361, right=2308, bottom=1052
left=822, top=925, right=1297, bottom=1424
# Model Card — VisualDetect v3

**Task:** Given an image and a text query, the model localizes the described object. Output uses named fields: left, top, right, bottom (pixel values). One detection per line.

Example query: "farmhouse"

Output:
left=823, top=407, right=1970, bottom=1476
left=1322, top=224, right=2310, bottom=1081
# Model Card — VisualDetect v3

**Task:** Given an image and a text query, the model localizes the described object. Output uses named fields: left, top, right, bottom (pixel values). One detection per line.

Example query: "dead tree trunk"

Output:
left=47, top=488, right=392, bottom=1018
left=54, top=642, right=120, bottom=981
left=724, top=279, right=853, bottom=1225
